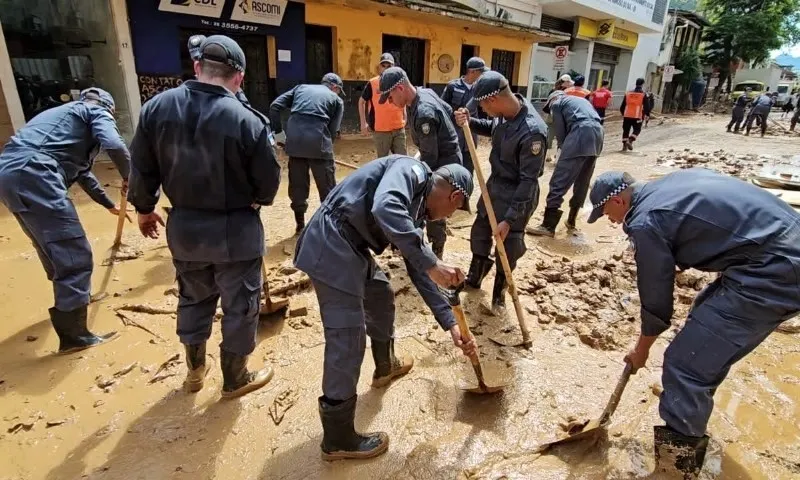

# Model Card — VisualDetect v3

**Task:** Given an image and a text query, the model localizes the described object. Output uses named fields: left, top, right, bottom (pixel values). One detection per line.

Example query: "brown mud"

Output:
left=0, top=115, right=799, bottom=479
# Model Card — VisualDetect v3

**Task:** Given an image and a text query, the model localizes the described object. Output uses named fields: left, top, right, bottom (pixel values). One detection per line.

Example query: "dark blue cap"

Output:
left=321, top=72, right=346, bottom=96
left=80, top=87, right=115, bottom=111
left=187, top=34, right=206, bottom=61
left=199, top=35, right=246, bottom=72
left=472, top=71, right=509, bottom=102
left=466, top=57, right=488, bottom=72
left=378, top=66, right=409, bottom=104
left=587, top=171, right=636, bottom=223
left=574, top=74, right=585, bottom=86
left=435, top=164, right=474, bottom=210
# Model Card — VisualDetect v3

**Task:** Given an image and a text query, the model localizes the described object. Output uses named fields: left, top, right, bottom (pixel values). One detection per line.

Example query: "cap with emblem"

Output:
left=379, top=52, right=395, bottom=66
left=378, top=66, right=409, bottom=104
left=321, top=72, right=346, bottom=97
left=587, top=171, right=636, bottom=223
left=472, top=71, right=509, bottom=102
left=187, top=34, right=206, bottom=61
left=435, top=164, right=474, bottom=210
left=199, top=35, right=246, bottom=72
left=80, top=87, right=115, bottom=112
left=466, top=57, right=489, bottom=72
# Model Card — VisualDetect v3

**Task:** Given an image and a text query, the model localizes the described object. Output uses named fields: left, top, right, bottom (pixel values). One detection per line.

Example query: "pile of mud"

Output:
left=656, top=149, right=771, bottom=179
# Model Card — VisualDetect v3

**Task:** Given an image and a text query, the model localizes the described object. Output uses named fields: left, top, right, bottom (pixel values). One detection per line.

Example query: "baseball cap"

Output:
left=80, top=87, right=115, bottom=112
left=199, top=35, right=246, bottom=72
left=472, top=71, right=509, bottom=102
left=466, top=57, right=489, bottom=72
left=378, top=66, right=409, bottom=104
left=435, top=164, right=474, bottom=211
left=379, top=53, right=395, bottom=66
left=574, top=74, right=585, bottom=86
left=587, top=171, right=636, bottom=223
left=187, top=34, right=206, bottom=61
left=559, top=74, right=573, bottom=85
left=321, top=72, right=346, bottom=96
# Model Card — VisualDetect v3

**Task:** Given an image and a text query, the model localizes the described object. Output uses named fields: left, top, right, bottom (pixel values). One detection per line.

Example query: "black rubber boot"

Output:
left=371, top=340, right=413, bottom=388
left=184, top=343, right=208, bottom=393
left=220, top=350, right=274, bottom=398
left=491, top=272, right=507, bottom=308
left=294, top=211, right=305, bottom=235
left=465, top=255, right=493, bottom=289
left=49, top=306, right=118, bottom=355
left=319, top=395, right=389, bottom=460
left=527, top=208, right=562, bottom=237
left=565, top=207, right=580, bottom=230
left=654, top=425, right=709, bottom=479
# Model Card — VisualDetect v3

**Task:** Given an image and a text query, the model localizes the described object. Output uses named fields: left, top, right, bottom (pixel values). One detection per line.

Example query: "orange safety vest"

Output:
left=624, top=91, right=645, bottom=119
left=565, top=86, right=591, bottom=98
left=369, top=77, right=405, bottom=132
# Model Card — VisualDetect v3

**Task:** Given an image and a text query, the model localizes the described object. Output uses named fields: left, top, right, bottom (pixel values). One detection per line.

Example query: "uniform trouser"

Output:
left=12, top=207, right=93, bottom=312
left=791, top=109, right=800, bottom=130
left=289, top=156, right=336, bottom=214
left=545, top=156, right=597, bottom=211
left=594, top=107, right=606, bottom=125
left=727, top=109, right=745, bottom=131
left=426, top=219, right=447, bottom=251
left=173, top=257, right=262, bottom=356
left=312, top=268, right=395, bottom=401
left=745, top=112, right=768, bottom=135
left=373, top=129, right=408, bottom=157
left=470, top=213, right=527, bottom=273
left=622, top=118, right=642, bottom=142
left=660, top=279, right=795, bottom=437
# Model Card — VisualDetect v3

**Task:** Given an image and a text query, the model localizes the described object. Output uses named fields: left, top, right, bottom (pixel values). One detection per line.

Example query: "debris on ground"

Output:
left=268, top=386, right=300, bottom=425
left=656, top=149, right=768, bottom=179
left=101, top=245, right=144, bottom=266
left=149, top=353, right=181, bottom=384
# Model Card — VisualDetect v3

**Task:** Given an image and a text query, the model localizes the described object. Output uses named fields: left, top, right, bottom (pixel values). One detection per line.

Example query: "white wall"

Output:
left=570, top=39, right=591, bottom=78
left=531, top=45, right=578, bottom=81
left=613, top=50, right=634, bottom=90
left=627, top=33, right=661, bottom=88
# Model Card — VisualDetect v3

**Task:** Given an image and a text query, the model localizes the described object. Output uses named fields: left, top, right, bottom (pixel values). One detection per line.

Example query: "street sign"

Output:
left=663, top=65, right=675, bottom=83
left=553, top=46, right=568, bottom=71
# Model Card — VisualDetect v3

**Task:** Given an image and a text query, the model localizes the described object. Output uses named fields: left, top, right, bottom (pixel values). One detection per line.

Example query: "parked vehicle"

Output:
left=730, top=81, right=765, bottom=102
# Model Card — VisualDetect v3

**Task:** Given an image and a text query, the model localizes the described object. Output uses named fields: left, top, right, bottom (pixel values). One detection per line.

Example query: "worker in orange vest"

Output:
left=564, top=75, right=591, bottom=100
left=358, top=53, right=407, bottom=157
left=619, top=78, right=651, bottom=151
left=588, top=79, right=612, bottom=124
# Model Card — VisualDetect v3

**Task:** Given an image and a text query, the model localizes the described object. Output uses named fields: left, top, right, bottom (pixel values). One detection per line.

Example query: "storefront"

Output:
left=575, top=17, right=638, bottom=90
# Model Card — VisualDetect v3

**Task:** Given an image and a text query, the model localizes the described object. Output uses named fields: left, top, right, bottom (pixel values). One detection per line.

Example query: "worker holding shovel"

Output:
left=454, top=71, right=548, bottom=308
left=587, top=168, right=800, bottom=478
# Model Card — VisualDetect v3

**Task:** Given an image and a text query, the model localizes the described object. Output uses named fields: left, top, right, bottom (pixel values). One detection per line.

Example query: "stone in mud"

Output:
left=554, top=312, right=572, bottom=324
left=777, top=317, right=800, bottom=334
left=25, top=335, right=38, bottom=342
left=538, top=315, right=552, bottom=324
left=288, top=298, right=308, bottom=317
left=278, top=262, right=298, bottom=275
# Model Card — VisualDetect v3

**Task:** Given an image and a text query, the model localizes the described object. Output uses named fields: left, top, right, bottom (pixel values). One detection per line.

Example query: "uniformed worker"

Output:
left=0, top=88, right=129, bottom=354
left=188, top=34, right=252, bottom=107
left=294, top=155, right=476, bottom=460
left=453, top=71, right=548, bottom=308
left=744, top=91, right=774, bottom=137
left=586, top=168, right=800, bottom=478
left=791, top=100, right=800, bottom=131
left=440, top=56, right=489, bottom=175
left=378, top=66, right=463, bottom=259
left=563, top=74, right=591, bottom=99
left=588, top=79, right=613, bottom=125
left=358, top=53, right=407, bottom=157
left=528, top=90, right=603, bottom=236
left=269, top=73, right=345, bottom=234
left=545, top=74, right=572, bottom=163
left=726, top=87, right=750, bottom=133
left=619, top=78, right=650, bottom=151
left=129, top=35, right=281, bottom=398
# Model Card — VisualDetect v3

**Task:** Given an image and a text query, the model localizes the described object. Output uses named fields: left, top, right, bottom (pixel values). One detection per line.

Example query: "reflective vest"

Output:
left=565, top=86, right=591, bottom=99
left=591, top=88, right=612, bottom=109
left=624, top=91, right=645, bottom=119
left=369, top=76, right=405, bottom=132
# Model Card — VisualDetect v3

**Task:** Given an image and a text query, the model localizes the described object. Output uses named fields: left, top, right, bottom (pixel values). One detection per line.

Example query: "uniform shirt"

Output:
left=623, top=168, right=800, bottom=337
left=468, top=94, right=548, bottom=228
left=550, top=95, right=604, bottom=159
left=619, top=86, right=652, bottom=118
left=750, top=94, right=773, bottom=114
left=128, top=80, right=281, bottom=262
left=590, top=87, right=612, bottom=109
left=733, top=94, right=748, bottom=110
left=269, top=84, right=344, bottom=160
left=0, top=101, right=130, bottom=209
left=408, top=88, right=462, bottom=170
left=294, top=155, right=455, bottom=329
left=441, top=77, right=481, bottom=166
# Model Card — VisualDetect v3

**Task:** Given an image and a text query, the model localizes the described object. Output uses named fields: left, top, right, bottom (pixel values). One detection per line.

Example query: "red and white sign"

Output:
left=663, top=65, right=675, bottom=83
left=553, top=46, right=569, bottom=71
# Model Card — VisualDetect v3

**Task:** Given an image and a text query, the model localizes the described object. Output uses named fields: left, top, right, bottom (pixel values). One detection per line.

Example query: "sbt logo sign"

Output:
left=253, top=1, right=281, bottom=14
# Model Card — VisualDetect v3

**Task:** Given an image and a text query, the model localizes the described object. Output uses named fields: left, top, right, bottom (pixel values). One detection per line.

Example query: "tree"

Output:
left=702, top=0, right=800, bottom=91
left=674, top=48, right=703, bottom=109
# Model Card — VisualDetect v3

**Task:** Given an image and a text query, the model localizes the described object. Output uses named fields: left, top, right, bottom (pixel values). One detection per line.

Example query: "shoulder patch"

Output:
left=531, top=140, right=543, bottom=156
left=411, top=164, right=426, bottom=184
left=421, top=123, right=431, bottom=135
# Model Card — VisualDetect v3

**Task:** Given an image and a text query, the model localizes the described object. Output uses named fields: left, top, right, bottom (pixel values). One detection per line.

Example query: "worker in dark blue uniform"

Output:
left=188, top=34, right=252, bottom=107
left=378, top=66, right=463, bottom=259
left=587, top=168, right=800, bottom=478
left=726, top=87, right=750, bottom=133
left=440, top=56, right=488, bottom=176
left=0, top=88, right=129, bottom=354
left=453, top=71, right=548, bottom=308
left=744, top=92, right=775, bottom=137
left=294, top=156, right=475, bottom=460
left=528, top=90, right=603, bottom=236
left=129, top=35, right=282, bottom=398
left=269, top=73, right=345, bottom=234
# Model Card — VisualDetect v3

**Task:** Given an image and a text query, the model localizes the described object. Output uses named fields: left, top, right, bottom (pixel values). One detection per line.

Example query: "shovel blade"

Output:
left=540, top=418, right=605, bottom=449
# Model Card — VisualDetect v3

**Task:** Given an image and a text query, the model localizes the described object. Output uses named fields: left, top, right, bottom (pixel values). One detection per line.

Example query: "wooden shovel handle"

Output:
left=599, top=362, right=633, bottom=425
left=452, top=304, right=480, bottom=366
left=113, top=186, right=128, bottom=247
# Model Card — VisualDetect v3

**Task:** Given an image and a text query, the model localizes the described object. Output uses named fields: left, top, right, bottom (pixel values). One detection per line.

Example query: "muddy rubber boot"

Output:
left=49, top=306, right=118, bottom=355
left=527, top=208, right=562, bottom=237
left=565, top=207, right=580, bottom=231
left=653, top=425, right=709, bottom=480
left=220, top=350, right=274, bottom=399
left=319, top=395, right=389, bottom=461
left=371, top=340, right=414, bottom=388
left=491, top=272, right=507, bottom=308
left=184, top=343, right=208, bottom=393
left=465, top=255, right=494, bottom=289
left=294, top=211, right=305, bottom=235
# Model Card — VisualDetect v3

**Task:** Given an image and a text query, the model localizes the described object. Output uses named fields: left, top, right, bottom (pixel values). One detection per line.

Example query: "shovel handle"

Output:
left=113, top=187, right=128, bottom=247
left=460, top=122, right=532, bottom=348
left=599, top=362, right=633, bottom=425
left=452, top=304, right=479, bottom=364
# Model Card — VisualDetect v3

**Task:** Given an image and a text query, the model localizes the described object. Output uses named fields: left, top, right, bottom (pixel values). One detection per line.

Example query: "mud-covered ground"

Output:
left=1, top=113, right=799, bottom=480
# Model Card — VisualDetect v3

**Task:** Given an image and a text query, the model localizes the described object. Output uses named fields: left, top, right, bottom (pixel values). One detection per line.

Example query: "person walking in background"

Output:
left=440, top=56, right=489, bottom=175
left=359, top=53, right=407, bottom=157
left=620, top=78, right=650, bottom=151
left=727, top=88, right=750, bottom=133
left=588, top=80, right=612, bottom=125
left=564, top=75, right=591, bottom=99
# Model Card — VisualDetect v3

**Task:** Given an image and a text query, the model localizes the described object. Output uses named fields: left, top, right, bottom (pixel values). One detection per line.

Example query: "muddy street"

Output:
left=1, top=113, right=799, bottom=480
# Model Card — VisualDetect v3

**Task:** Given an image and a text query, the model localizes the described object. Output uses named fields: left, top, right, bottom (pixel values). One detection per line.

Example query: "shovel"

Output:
left=460, top=122, right=533, bottom=348
left=440, top=283, right=506, bottom=394
left=539, top=362, right=632, bottom=450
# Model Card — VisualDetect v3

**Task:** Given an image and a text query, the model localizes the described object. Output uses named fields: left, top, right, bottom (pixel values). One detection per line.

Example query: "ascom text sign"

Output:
left=230, top=0, right=288, bottom=26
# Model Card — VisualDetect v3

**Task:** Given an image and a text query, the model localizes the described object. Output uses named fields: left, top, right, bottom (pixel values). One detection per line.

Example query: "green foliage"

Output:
left=675, top=48, right=703, bottom=89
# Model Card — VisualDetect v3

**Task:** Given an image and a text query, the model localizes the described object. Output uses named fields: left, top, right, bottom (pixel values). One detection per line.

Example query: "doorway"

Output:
left=491, top=49, right=519, bottom=86
left=588, top=63, right=615, bottom=90
left=305, top=25, right=333, bottom=84
left=382, top=34, right=426, bottom=86
left=459, top=44, right=477, bottom=76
